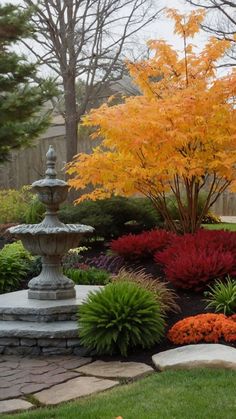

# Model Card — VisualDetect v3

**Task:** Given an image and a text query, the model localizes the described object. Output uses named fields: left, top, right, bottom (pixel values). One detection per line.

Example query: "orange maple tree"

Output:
left=68, top=9, right=236, bottom=233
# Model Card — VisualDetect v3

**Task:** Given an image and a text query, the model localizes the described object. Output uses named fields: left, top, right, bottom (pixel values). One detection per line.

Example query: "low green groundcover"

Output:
left=203, top=223, right=236, bottom=231
left=5, top=369, right=236, bottom=419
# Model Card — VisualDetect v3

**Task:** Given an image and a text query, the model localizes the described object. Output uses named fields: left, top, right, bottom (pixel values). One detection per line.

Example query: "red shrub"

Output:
left=110, top=229, right=175, bottom=259
left=155, top=229, right=236, bottom=291
left=168, top=313, right=236, bottom=345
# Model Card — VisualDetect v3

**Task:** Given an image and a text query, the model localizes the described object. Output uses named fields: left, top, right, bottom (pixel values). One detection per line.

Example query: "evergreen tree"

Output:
left=0, top=3, right=57, bottom=163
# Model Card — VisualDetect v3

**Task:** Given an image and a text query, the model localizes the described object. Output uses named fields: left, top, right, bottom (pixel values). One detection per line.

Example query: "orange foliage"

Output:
left=67, top=9, right=236, bottom=233
left=168, top=313, right=236, bottom=345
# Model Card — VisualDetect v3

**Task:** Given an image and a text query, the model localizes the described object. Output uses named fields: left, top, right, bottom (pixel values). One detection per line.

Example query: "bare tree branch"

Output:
left=20, top=0, right=163, bottom=202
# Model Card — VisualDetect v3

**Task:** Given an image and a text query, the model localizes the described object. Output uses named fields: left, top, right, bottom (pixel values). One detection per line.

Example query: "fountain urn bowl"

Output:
left=8, top=146, right=94, bottom=300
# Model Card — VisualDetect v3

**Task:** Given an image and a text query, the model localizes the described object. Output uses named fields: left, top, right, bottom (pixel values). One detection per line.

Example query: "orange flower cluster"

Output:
left=168, top=313, right=236, bottom=345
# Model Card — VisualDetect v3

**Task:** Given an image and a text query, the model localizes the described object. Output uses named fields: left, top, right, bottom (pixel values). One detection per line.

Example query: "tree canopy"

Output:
left=0, top=3, right=56, bottom=163
left=68, top=9, right=236, bottom=233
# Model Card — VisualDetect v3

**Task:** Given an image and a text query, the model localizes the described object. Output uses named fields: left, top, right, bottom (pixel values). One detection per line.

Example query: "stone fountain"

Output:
left=0, top=146, right=100, bottom=356
left=8, top=145, right=93, bottom=300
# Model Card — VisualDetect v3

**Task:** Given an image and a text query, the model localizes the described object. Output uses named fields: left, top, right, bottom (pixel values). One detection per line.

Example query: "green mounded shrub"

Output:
left=0, top=241, right=33, bottom=293
left=65, top=266, right=110, bottom=285
left=59, top=196, right=161, bottom=239
left=79, top=281, right=165, bottom=356
left=0, top=187, right=32, bottom=223
left=205, top=277, right=236, bottom=315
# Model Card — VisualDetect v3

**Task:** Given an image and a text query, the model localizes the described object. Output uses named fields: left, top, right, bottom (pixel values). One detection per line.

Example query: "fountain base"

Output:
left=0, top=285, right=101, bottom=355
left=27, top=256, right=76, bottom=300
left=28, top=288, right=76, bottom=300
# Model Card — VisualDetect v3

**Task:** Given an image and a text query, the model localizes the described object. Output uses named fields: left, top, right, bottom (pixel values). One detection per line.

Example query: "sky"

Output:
left=5, top=0, right=211, bottom=77
left=8, top=0, right=209, bottom=50
left=136, top=0, right=208, bottom=51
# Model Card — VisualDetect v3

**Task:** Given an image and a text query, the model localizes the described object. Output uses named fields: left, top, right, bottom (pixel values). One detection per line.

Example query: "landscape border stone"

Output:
left=152, top=344, right=236, bottom=371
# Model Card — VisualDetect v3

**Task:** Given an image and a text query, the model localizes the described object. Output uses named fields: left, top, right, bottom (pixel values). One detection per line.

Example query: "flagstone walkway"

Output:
left=0, top=355, right=153, bottom=414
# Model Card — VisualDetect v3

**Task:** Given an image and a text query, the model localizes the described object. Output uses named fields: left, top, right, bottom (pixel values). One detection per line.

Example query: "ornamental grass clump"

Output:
left=79, top=281, right=165, bottom=356
left=111, top=268, right=180, bottom=314
left=168, top=313, right=236, bottom=345
left=205, top=276, right=236, bottom=315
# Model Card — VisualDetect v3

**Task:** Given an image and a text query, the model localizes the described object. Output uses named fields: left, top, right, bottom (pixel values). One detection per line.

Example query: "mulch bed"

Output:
left=80, top=242, right=236, bottom=364
left=1, top=237, right=235, bottom=364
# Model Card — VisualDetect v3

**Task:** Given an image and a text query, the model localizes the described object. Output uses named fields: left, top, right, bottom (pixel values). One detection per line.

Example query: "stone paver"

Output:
left=152, top=344, right=236, bottom=371
left=76, top=360, right=154, bottom=379
left=33, top=376, right=119, bottom=405
left=0, top=355, right=91, bottom=400
left=0, top=399, right=34, bottom=414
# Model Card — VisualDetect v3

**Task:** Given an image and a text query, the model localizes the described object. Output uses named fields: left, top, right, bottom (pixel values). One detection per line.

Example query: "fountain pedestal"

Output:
left=8, top=145, right=93, bottom=300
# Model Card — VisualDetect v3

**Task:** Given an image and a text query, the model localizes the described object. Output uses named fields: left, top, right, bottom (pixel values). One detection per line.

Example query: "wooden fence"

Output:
left=0, top=137, right=66, bottom=189
left=211, top=191, right=236, bottom=216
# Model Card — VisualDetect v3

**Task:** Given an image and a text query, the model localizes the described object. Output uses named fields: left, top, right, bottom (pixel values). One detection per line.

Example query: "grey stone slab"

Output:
left=152, top=344, right=236, bottom=371
left=76, top=360, right=154, bottom=379
left=42, top=347, right=72, bottom=355
left=0, top=338, right=19, bottom=346
left=0, top=320, right=78, bottom=338
left=20, top=338, right=37, bottom=347
left=3, top=347, right=41, bottom=356
left=38, top=338, right=66, bottom=347
left=0, top=285, right=101, bottom=321
left=34, top=376, right=119, bottom=405
left=0, top=398, right=34, bottom=413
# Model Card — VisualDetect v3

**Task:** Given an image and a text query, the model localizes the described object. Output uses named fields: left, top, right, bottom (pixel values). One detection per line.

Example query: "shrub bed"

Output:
left=59, top=196, right=161, bottom=239
left=155, top=229, right=236, bottom=291
left=110, top=229, right=175, bottom=259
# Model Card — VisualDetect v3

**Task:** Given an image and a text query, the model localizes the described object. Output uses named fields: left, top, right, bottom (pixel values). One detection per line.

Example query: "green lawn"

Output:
left=203, top=223, right=236, bottom=231
left=5, top=369, right=236, bottom=419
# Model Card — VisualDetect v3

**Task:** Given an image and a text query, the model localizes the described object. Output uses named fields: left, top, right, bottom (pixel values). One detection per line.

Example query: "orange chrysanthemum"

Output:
left=168, top=313, right=236, bottom=345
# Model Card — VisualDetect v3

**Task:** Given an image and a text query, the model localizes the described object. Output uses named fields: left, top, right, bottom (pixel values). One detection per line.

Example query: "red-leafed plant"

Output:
left=168, top=313, right=236, bottom=345
left=155, top=230, right=236, bottom=291
left=110, top=229, right=175, bottom=259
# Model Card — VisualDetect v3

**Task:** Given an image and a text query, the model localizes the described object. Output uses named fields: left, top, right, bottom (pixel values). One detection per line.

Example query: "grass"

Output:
left=203, top=223, right=236, bottom=231
left=4, top=369, right=236, bottom=419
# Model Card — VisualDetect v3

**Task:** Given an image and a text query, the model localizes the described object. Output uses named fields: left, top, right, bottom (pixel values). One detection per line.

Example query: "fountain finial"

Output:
left=45, top=145, right=57, bottom=179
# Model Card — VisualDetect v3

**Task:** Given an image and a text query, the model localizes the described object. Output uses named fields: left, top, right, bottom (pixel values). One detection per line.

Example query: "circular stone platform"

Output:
left=0, top=285, right=101, bottom=356
left=0, top=285, right=101, bottom=322
left=152, top=344, right=236, bottom=371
